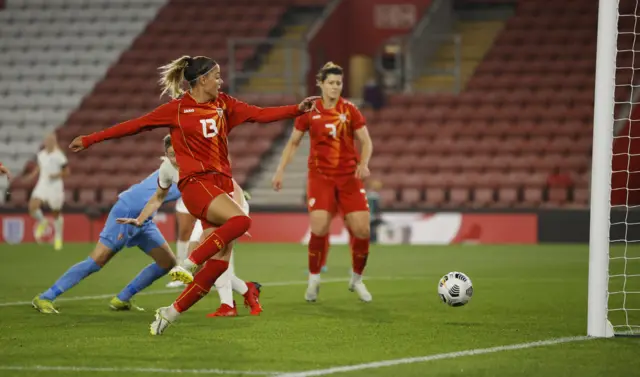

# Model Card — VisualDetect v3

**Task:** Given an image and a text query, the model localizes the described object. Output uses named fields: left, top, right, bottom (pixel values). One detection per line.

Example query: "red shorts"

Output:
left=306, top=170, right=369, bottom=215
left=179, top=173, right=234, bottom=227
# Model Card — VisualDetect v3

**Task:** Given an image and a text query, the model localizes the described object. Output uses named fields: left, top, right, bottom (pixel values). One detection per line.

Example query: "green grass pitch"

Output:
left=0, top=242, right=639, bottom=376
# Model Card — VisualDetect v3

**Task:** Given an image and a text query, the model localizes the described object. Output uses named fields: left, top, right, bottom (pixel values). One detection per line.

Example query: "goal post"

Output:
left=587, top=0, right=617, bottom=338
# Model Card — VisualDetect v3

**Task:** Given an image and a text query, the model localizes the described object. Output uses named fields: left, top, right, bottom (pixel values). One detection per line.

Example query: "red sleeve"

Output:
left=225, top=94, right=304, bottom=129
left=82, top=102, right=177, bottom=148
left=294, top=114, right=310, bottom=132
left=349, top=103, right=366, bottom=130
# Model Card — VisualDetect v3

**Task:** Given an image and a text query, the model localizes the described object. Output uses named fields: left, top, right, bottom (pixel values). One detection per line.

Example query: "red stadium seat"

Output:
left=424, top=188, right=446, bottom=207
left=473, top=188, right=495, bottom=208
left=498, top=187, right=519, bottom=207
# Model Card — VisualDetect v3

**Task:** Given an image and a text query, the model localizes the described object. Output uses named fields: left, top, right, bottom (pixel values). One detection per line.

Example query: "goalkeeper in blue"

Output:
left=32, top=135, right=181, bottom=314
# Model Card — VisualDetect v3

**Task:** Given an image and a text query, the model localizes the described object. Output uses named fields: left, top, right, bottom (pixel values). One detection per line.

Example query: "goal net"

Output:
left=608, top=0, right=640, bottom=336
left=590, top=0, right=640, bottom=337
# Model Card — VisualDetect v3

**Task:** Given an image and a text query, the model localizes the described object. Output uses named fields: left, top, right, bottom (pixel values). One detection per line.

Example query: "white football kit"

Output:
left=31, top=149, right=68, bottom=210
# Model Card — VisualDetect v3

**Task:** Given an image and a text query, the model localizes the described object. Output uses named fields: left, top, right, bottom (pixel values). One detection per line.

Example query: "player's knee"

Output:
left=310, top=219, right=331, bottom=236
left=28, top=200, right=39, bottom=212
left=351, top=223, right=370, bottom=240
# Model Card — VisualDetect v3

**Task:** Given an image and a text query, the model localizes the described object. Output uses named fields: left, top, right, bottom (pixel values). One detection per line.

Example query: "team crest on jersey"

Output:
left=216, top=108, right=224, bottom=118
left=3, top=217, right=24, bottom=244
left=339, top=113, right=347, bottom=123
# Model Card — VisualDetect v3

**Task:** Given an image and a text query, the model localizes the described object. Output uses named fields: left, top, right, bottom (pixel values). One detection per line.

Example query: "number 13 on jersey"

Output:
left=200, top=119, right=219, bottom=138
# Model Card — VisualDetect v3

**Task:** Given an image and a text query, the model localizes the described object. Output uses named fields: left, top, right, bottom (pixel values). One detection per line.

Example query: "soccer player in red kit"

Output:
left=272, top=62, right=374, bottom=303
left=68, top=55, right=318, bottom=334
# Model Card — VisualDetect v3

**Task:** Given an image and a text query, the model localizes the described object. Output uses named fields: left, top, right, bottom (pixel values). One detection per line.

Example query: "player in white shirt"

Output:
left=27, top=133, right=70, bottom=250
left=169, top=166, right=261, bottom=317
left=186, top=180, right=262, bottom=318
left=166, top=197, right=196, bottom=288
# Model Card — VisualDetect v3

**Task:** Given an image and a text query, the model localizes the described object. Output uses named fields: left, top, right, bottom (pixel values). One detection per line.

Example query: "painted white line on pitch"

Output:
left=274, top=336, right=592, bottom=377
left=0, top=276, right=419, bottom=308
left=0, top=365, right=281, bottom=375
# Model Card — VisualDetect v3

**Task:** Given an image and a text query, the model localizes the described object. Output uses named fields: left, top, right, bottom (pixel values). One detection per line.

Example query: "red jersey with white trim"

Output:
left=294, top=97, right=366, bottom=176
left=82, top=92, right=302, bottom=181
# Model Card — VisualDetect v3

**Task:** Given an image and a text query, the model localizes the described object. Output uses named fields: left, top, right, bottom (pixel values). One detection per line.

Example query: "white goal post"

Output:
left=587, top=0, right=616, bottom=338
left=588, top=0, right=638, bottom=338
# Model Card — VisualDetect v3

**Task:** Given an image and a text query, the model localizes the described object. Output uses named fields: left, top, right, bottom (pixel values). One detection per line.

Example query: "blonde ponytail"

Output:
left=158, top=56, right=191, bottom=99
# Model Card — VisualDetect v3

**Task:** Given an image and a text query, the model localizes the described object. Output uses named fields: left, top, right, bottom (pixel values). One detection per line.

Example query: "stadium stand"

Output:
left=3, top=0, right=635, bottom=210
left=4, top=0, right=329, bottom=209
left=364, top=0, right=636, bottom=209
left=0, top=0, right=168, bottom=205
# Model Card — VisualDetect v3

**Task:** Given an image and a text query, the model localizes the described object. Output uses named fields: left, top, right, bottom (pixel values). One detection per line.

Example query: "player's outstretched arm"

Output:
left=69, top=103, right=176, bottom=152
left=354, top=127, right=373, bottom=180
left=272, top=129, right=305, bottom=191
left=117, top=186, right=170, bottom=227
left=0, top=162, right=11, bottom=180
left=227, top=96, right=320, bottom=127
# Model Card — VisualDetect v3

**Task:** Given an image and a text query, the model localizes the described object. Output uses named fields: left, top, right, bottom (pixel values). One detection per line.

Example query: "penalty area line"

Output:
left=0, top=276, right=420, bottom=308
left=274, top=336, right=593, bottom=377
left=0, top=365, right=282, bottom=375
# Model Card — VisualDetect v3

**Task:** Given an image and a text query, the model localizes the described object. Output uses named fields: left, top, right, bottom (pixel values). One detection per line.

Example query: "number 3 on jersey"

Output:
left=200, top=119, right=218, bottom=138
left=325, top=123, right=337, bottom=138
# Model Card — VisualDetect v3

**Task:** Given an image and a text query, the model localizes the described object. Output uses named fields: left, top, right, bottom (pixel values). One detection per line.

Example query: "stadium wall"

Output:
left=3, top=209, right=638, bottom=245
left=307, top=0, right=432, bottom=95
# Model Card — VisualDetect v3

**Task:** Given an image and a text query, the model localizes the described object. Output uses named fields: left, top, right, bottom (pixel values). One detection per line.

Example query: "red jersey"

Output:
left=294, top=97, right=366, bottom=176
left=82, top=92, right=302, bottom=181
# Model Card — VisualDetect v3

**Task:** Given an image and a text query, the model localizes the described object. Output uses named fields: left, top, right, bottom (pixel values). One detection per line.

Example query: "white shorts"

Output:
left=189, top=198, right=250, bottom=243
left=176, top=197, right=189, bottom=214
left=31, top=183, right=64, bottom=210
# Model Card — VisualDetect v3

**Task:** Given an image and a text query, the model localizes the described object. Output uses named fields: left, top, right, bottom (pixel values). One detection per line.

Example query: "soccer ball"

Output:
left=438, top=271, right=473, bottom=307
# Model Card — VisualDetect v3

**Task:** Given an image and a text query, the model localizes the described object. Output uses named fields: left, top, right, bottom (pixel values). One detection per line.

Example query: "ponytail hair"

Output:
left=158, top=56, right=191, bottom=99
left=158, top=55, right=218, bottom=99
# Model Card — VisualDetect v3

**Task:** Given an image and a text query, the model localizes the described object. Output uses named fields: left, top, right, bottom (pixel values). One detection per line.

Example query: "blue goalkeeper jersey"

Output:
left=117, top=169, right=181, bottom=216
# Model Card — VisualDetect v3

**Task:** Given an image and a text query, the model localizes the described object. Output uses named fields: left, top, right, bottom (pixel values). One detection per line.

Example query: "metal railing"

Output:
left=402, top=0, right=456, bottom=92
left=227, top=37, right=309, bottom=97
left=420, top=33, right=462, bottom=93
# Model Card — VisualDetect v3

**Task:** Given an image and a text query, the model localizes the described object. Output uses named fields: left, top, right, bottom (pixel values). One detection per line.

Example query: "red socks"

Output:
left=188, top=215, right=251, bottom=265
left=351, top=237, right=369, bottom=275
left=173, top=259, right=229, bottom=312
left=308, top=233, right=328, bottom=274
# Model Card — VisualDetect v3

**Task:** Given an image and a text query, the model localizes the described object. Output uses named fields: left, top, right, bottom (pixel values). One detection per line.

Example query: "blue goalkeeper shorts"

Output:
left=99, top=200, right=166, bottom=253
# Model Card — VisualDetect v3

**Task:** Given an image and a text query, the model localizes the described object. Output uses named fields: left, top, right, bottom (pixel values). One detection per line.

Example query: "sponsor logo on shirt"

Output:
left=183, top=109, right=195, bottom=113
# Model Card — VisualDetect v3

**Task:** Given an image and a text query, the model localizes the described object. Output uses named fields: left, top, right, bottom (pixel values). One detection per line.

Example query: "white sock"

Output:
left=214, top=270, right=234, bottom=307
left=351, top=272, right=363, bottom=284
left=54, top=216, right=63, bottom=242
left=165, top=304, right=181, bottom=321
left=182, top=258, right=196, bottom=270
left=309, top=273, right=321, bottom=284
left=32, top=209, right=44, bottom=222
left=230, top=275, right=248, bottom=295
left=225, top=250, right=248, bottom=294
left=176, top=241, right=188, bottom=264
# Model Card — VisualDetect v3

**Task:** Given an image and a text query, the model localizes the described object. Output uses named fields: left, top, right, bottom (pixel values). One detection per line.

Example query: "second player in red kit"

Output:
left=272, top=62, right=374, bottom=303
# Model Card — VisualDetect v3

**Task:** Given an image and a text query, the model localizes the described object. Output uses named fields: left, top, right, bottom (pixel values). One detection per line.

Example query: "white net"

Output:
left=608, top=0, right=640, bottom=336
